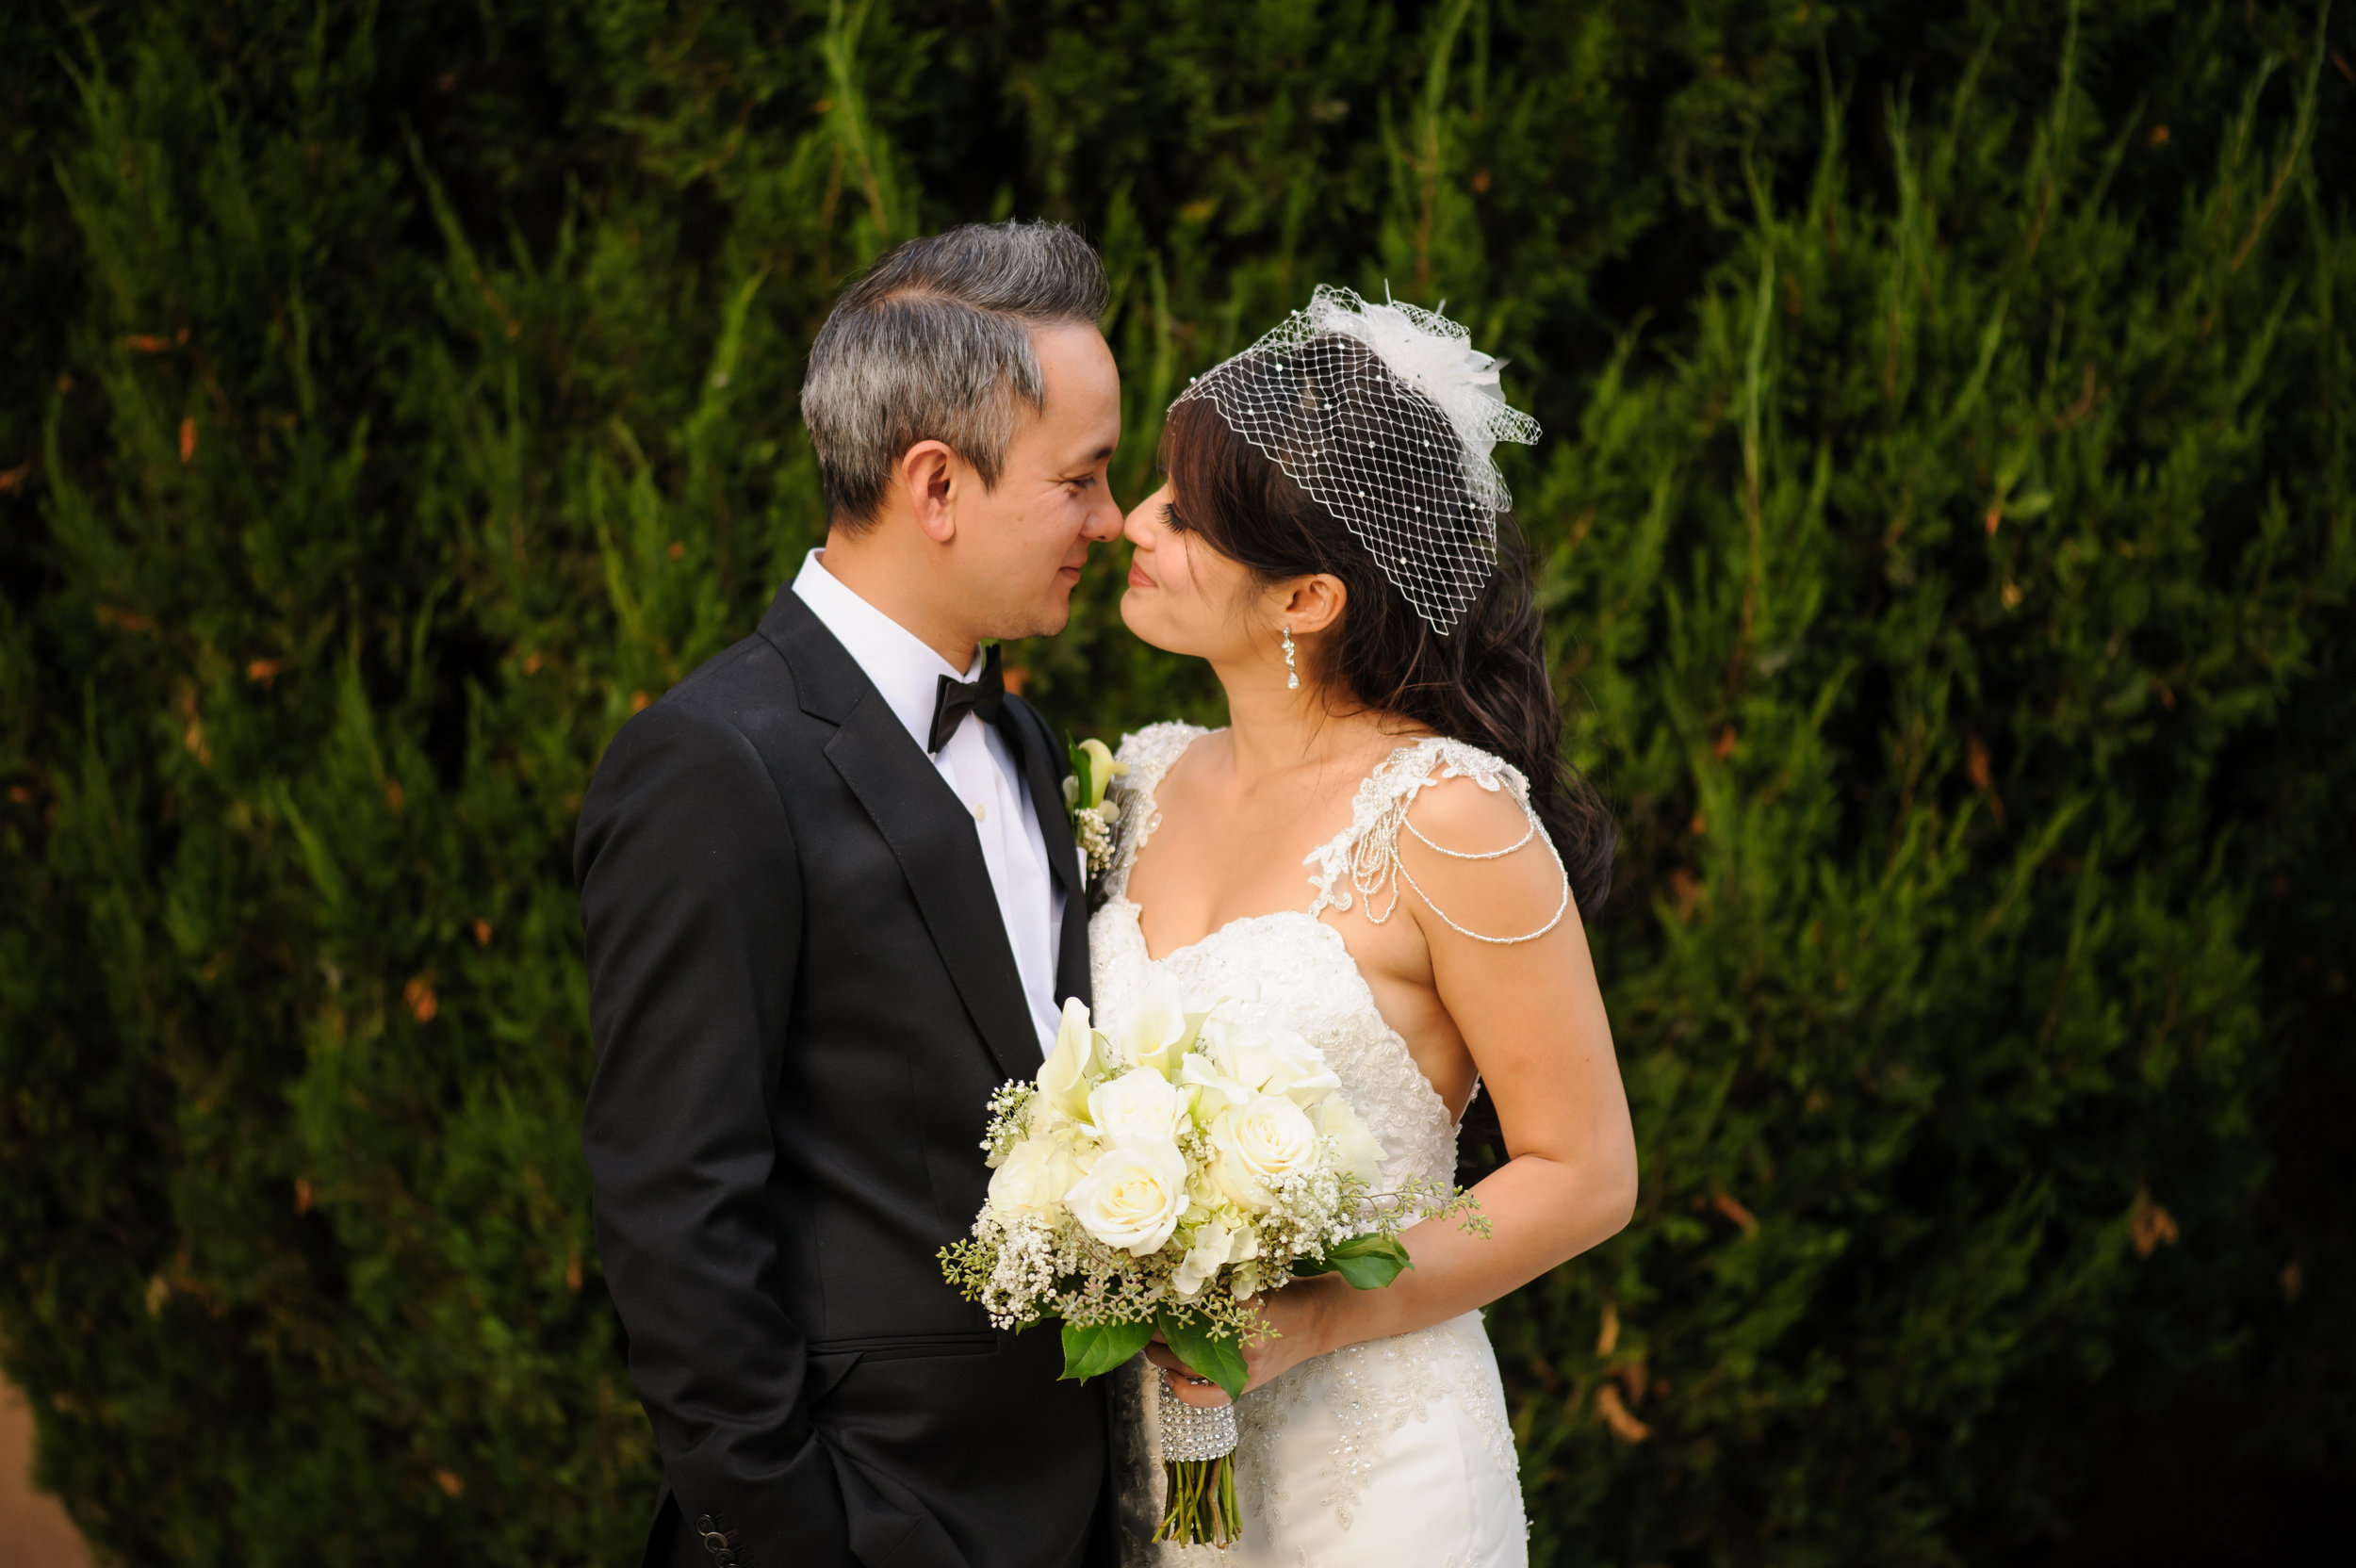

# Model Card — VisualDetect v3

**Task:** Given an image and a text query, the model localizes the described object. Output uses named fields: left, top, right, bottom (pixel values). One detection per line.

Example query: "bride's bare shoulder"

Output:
left=1400, top=767, right=1535, bottom=851
left=1111, top=723, right=1220, bottom=810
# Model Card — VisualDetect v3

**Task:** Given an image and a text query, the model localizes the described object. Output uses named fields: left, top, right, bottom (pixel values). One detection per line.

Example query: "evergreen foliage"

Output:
left=1, top=2, right=2348, bottom=1563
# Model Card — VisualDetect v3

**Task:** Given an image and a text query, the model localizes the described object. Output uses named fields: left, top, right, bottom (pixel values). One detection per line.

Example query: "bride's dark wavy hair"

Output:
left=1159, top=354, right=1614, bottom=917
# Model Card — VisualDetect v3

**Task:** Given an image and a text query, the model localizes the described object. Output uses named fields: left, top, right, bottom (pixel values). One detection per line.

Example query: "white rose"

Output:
left=987, top=1137, right=1081, bottom=1217
left=1207, top=1094, right=1319, bottom=1208
left=1315, top=1096, right=1388, bottom=1183
left=1171, top=1218, right=1239, bottom=1298
left=1036, top=997, right=1099, bottom=1120
left=1088, top=1067, right=1186, bottom=1147
left=1205, top=1018, right=1340, bottom=1106
left=1205, top=1132, right=1269, bottom=1211
left=1064, top=1139, right=1189, bottom=1256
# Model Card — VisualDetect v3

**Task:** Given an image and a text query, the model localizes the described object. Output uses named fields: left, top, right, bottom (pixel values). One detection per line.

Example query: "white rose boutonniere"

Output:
left=1064, top=736, right=1129, bottom=882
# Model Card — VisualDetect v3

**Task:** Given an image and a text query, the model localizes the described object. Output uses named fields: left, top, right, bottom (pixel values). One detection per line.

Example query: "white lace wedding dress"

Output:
left=1094, top=723, right=1535, bottom=1568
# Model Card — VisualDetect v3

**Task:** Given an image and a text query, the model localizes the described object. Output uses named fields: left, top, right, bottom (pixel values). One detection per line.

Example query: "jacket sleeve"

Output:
left=576, top=702, right=849, bottom=1567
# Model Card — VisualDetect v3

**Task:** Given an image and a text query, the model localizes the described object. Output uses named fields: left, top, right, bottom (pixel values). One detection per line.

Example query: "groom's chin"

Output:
left=988, top=598, right=1073, bottom=644
left=1007, top=578, right=1088, bottom=640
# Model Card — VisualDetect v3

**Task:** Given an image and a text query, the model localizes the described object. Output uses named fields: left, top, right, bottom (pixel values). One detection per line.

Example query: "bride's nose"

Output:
left=1123, top=486, right=1170, bottom=548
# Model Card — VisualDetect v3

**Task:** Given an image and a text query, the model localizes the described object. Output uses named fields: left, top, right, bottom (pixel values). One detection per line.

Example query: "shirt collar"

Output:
left=792, top=548, right=983, bottom=754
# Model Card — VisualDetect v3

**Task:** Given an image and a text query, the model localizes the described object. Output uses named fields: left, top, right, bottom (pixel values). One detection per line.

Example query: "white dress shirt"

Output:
left=793, top=549, right=1066, bottom=1049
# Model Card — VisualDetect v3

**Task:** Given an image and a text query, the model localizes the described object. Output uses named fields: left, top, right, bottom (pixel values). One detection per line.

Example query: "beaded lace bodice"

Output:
left=1091, top=721, right=1559, bottom=1192
left=1090, top=723, right=1468, bottom=1191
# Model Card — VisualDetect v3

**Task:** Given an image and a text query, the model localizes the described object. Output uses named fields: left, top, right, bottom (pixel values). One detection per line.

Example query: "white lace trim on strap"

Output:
left=1104, top=721, right=1209, bottom=905
left=1303, top=737, right=1571, bottom=945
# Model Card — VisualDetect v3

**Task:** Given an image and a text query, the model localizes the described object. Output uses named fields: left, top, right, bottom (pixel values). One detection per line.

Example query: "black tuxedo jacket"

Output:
left=576, top=584, right=1107, bottom=1568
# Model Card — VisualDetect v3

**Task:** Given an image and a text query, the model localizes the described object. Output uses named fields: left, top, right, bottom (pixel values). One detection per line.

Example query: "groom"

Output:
left=577, top=220, right=1124, bottom=1568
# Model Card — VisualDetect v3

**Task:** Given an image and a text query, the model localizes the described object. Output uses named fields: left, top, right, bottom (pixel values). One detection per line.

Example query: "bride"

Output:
left=1090, top=287, right=1639, bottom=1566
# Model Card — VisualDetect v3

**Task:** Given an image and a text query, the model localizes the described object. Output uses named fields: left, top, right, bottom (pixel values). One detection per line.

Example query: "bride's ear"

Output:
left=1276, top=575, right=1347, bottom=637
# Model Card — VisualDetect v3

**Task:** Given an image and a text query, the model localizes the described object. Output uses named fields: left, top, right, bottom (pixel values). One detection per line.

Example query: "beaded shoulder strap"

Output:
left=1103, top=722, right=1211, bottom=904
left=1302, top=737, right=1571, bottom=944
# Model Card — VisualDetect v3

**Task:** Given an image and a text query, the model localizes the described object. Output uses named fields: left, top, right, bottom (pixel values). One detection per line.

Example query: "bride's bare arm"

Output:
left=1304, top=778, right=1634, bottom=1348
left=1152, top=776, right=1636, bottom=1401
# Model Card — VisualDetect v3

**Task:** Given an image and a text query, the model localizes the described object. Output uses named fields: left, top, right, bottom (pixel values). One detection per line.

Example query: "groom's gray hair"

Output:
left=801, top=220, right=1108, bottom=528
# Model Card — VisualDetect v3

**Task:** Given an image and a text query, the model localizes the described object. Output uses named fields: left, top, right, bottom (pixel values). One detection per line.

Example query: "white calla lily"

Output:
left=1179, top=1052, right=1253, bottom=1122
left=1036, top=997, right=1098, bottom=1121
left=1116, top=968, right=1192, bottom=1080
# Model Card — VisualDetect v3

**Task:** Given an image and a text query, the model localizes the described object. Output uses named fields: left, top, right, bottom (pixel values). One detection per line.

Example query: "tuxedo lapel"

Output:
left=998, top=698, right=1092, bottom=1010
left=824, top=706, right=1041, bottom=1080
left=760, top=589, right=1041, bottom=1082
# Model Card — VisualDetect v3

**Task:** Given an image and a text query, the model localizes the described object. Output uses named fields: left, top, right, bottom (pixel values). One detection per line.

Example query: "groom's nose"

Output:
left=1082, top=482, right=1125, bottom=543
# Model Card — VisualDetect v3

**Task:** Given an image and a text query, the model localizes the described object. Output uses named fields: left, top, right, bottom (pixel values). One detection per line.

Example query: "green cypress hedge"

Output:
left=1, top=2, right=2348, bottom=1563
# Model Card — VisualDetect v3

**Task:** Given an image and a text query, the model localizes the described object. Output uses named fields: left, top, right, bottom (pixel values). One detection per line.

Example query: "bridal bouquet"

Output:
left=941, top=969, right=1477, bottom=1545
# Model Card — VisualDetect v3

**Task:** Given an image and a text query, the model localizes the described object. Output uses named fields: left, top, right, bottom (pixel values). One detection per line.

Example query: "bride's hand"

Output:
left=1143, top=1274, right=1346, bottom=1408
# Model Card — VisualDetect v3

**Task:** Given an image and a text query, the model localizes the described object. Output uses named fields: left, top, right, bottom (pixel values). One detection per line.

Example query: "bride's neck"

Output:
left=1214, top=661, right=1402, bottom=781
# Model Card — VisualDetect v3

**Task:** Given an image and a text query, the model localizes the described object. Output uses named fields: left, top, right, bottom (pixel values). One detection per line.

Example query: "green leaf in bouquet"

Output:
left=1291, top=1233, right=1414, bottom=1290
left=1060, top=1316, right=1155, bottom=1382
left=1156, top=1305, right=1249, bottom=1401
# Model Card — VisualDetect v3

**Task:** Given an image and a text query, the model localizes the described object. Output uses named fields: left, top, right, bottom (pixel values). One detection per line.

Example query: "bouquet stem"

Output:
left=1155, top=1455, right=1241, bottom=1546
left=1153, top=1380, right=1243, bottom=1546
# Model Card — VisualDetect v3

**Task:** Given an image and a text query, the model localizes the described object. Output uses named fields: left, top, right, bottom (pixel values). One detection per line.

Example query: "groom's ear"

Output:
left=899, top=439, right=959, bottom=544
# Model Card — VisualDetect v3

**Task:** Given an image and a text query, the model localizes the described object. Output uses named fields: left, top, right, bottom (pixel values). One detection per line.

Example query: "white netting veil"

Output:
left=1170, top=286, right=1541, bottom=634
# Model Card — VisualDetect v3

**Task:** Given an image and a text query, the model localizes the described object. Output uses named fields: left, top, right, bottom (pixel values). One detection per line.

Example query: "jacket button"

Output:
left=702, top=1531, right=728, bottom=1554
left=696, top=1515, right=716, bottom=1533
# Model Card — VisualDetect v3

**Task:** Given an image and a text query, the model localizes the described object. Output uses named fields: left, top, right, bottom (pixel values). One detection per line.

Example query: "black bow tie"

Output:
left=928, top=645, right=1006, bottom=753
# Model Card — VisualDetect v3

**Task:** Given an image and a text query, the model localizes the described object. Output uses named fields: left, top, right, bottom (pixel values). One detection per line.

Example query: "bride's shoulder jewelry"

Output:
left=1303, top=738, right=1571, bottom=945
left=1171, top=285, right=1540, bottom=636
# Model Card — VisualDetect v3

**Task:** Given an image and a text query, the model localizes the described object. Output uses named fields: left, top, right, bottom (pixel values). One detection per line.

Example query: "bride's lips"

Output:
left=1128, top=561, right=1155, bottom=589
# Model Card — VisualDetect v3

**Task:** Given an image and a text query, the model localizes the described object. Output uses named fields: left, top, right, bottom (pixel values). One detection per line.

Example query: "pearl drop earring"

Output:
left=1282, top=625, right=1300, bottom=690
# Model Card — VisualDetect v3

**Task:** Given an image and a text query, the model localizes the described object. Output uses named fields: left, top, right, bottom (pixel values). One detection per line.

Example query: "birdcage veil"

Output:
left=1170, top=286, right=1541, bottom=634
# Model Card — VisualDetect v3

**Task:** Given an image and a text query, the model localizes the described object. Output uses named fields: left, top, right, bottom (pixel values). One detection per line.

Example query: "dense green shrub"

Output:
left=1, top=2, right=2348, bottom=1564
